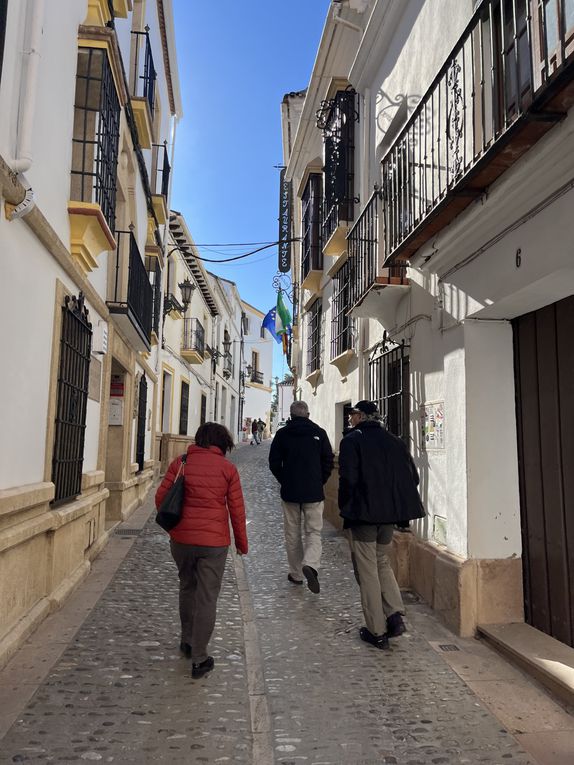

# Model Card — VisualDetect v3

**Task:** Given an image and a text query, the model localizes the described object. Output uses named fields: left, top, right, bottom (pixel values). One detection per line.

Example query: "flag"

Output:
left=262, top=308, right=281, bottom=343
left=275, top=290, right=292, bottom=336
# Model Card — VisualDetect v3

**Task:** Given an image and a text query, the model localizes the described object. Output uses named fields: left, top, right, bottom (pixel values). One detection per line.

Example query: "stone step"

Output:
left=478, top=622, right=574, bottom=708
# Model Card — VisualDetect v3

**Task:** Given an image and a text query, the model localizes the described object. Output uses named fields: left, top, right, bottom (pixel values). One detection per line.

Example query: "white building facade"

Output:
left=0, top=0, right=181, bottom=666
left=285, top=0, right=574, bottom=646
left=241, top=300, right=274, bottom=439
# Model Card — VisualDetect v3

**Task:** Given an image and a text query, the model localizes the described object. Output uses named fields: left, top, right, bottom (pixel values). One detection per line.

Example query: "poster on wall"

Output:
left=420, top=401, right=445, bottom=449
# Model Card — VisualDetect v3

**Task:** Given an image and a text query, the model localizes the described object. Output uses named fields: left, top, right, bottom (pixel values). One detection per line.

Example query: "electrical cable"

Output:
left=180, top=239, right=299, bottom=264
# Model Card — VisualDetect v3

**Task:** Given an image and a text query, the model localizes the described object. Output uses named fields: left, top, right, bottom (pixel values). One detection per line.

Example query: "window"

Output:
left=307, top=299, right=323, bottom=375
left=0, top=0, right=7, bottom=86
left=71, top=47, right=121, bottom=234
left=368, top=341, right=410, bottom=445
left=51, top=293, right=92, bottom=505
left=179, top=381, right=189, bottom=436
left=331, top=259, right=355, bottom=360
left=200, top=393, right=207, bottom=426
left=318, top=89, right=358, bottom=240
left=260, top=323, right=266, bottom=339
left=243, top=315, right=250, bottom=334
left=301, top=173, right=323, bottom=281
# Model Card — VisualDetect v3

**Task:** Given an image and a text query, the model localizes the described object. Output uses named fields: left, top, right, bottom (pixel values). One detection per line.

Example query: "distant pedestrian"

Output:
left=269, top=401, right=334, bottom=593
left=338, top=401, right=425, bottom=650
left=257, top=418, right=266, bottom=441
left=251, top=419, right=259, bottom=445
left=155, top=422, right=248, bottom=678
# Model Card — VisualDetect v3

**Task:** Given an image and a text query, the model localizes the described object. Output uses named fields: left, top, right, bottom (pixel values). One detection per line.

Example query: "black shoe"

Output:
left=359, top=627, right=389, bottom=650
left=287, top=574, right=303, bottom=585
left=386, top=612, right=406, bottom=638
left=179, top=641, right=192, bottom=659
left=302, top=565, right=320, bottom=594
left=192, top=656, right=214, bottom=678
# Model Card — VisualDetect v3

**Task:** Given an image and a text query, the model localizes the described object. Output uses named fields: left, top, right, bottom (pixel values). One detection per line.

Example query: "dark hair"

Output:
left=194, top=422, right=234, bottom=453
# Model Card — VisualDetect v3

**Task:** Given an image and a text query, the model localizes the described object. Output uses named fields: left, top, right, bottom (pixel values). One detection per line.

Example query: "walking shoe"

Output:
left=359, top=627, right=389, bottom=650
left=179, top=640, right=192, bottom=659
left=386, top=612, right=406, bottom=638
left=302, top=565, right=320, bottom=594
left=287, top=574, right=303, bottom=585
left=192, top=656, right=214, bottom=679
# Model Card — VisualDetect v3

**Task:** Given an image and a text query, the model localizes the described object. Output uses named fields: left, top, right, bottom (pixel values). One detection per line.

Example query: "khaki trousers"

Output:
left=281, top=501, right=323, bottom=579
left=170, top=540, right=228, bottom=663
left=346, top=524, right=404, bottom=636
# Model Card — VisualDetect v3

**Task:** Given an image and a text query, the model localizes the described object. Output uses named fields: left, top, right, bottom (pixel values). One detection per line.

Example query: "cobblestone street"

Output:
left=1, top=442, right=572, bottom=764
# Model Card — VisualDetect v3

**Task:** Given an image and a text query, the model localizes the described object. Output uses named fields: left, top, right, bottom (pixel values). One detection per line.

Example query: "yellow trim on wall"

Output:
left=68, top=201, right=116, bottom=273
left=113, top=0, right=132, bottom=18
left=131, top=97, right=153, bottom=149
left=160, top=363, right=176, bottom=434
left=84, top=0, right=112, bottom=26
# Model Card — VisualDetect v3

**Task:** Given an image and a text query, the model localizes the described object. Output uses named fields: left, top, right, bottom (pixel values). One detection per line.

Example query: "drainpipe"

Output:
left=8, top=0, right=45, bottom=219
left=332, top=3, right=363, bottom=33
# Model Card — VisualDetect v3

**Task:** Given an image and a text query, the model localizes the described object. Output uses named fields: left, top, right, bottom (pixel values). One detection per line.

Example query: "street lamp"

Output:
left=178, top=277, right=195, bottom=311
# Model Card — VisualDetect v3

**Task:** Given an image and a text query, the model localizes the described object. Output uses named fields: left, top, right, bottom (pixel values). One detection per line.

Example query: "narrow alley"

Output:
left=0, top=444, right=572, bottom=764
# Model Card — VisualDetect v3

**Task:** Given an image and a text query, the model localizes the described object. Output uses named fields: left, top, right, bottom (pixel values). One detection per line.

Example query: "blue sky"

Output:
left=170, top=0, right=330, bottom=379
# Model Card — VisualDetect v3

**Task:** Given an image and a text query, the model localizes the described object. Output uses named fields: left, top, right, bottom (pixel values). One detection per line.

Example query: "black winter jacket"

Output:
left=269, top=417, right=334, bottom=503
left=338, top=420, right=425, bottom=525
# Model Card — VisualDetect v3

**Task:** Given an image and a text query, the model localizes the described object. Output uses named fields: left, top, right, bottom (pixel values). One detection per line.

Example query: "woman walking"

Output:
left=155, top=422, right=248, bottom=679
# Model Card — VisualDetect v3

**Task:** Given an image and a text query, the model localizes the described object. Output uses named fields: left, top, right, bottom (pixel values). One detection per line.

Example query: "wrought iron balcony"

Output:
left=150, top=258, right=161, bottom=338
left=182, top=318, right=205, bottom=364
left=250, top=370, right=264, bottom=385
left=223, top=354, right=234, bottom=379
left=383, top=0, right=574, bottom=263
left=108, top=230, right=153, bottom=352
left=131, top=29, right=156, bottom=119
left=346, top=189, right=409, bottom=314
left=152, top=143, right=171, bottom=199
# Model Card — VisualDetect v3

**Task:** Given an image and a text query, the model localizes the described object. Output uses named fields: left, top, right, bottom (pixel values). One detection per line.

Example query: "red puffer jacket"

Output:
left=155, top=444, right=248, bottom=554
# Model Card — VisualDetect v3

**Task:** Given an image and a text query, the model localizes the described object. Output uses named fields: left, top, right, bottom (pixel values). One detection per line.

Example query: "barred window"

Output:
left=369, top=341, right=410, bottom=445
left=71, top=47, right=120, bottom=234
left=301, top=173, right=323, bottom=281
left=307, top=299, right=322, bottom=375
left=318, top=89, right=358, bottom=241
left=331, top=259, right=355, bottom=360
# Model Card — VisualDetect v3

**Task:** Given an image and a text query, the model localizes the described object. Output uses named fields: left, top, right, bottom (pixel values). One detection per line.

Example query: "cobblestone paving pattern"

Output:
left=0, top=518, right=251, bottom=763
left=236, top=442, right=534, bottom=765
left=0, top=442, right=536, bottom=764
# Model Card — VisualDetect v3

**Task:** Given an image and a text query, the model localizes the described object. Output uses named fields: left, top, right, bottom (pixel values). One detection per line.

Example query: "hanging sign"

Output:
left=278, top=168, right=291, bottom=273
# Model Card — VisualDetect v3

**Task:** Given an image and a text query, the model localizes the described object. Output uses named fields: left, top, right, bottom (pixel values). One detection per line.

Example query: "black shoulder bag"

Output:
left=156, top=454, right=187, bottom=532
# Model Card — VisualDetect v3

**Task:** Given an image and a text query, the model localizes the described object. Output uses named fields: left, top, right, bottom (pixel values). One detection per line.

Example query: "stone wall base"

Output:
left=104, top=466, right=155, bottom=522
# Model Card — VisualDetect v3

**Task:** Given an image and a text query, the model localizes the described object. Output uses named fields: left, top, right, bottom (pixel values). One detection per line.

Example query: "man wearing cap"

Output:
left=269, top=400, right=334, bottom=594
left=339, top=400, right=425, bottom=649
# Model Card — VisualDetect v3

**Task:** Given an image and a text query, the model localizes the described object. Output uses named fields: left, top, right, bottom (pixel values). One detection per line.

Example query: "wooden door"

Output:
left=513, top=295, right=574, bottom=647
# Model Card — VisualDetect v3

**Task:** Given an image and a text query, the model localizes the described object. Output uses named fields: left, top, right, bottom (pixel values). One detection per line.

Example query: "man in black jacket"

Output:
left=269, top=401, right=334, bottom=593
left=339, top=400, right=425, bottom=649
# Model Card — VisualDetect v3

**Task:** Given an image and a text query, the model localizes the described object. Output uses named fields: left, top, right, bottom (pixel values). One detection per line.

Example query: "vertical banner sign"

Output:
left=278, top=168, right=291, bottom=273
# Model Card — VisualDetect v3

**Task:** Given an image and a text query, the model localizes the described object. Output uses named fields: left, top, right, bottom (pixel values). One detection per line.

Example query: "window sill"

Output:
left=330, top=349, right=355, bottom=377
left=305, top=369, right=321, bottom=387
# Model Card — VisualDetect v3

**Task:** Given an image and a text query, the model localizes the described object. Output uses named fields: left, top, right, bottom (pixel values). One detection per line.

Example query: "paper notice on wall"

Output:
left=421, top=402, right=445, bottom=449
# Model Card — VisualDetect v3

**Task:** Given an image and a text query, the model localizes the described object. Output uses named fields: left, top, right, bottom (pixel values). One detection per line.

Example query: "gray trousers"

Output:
left=346, top=524, right=404, bottom=637
left=170, top=540, right=228, bottom=663
left=282, top=501, right=323, bottom=579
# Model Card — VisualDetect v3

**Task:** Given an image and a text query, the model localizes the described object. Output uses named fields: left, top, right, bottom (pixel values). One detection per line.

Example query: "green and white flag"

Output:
left=275, top=290, right=292, bottom=335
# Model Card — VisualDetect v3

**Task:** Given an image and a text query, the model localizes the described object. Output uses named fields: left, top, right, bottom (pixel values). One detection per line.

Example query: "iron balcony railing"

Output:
left=250, top=370, right=264, bottom=384
left=152, top=143, right=171, bottom=199
left=382, top=0, right=574, bottom=261
left=131, top=28, right=156, bottom=119
left=347, top=189, right=409, bottom=309
left=150, top=259, right=161, bottom=337
left=301, top=173, right=323, bottom=282
left=182, top=317, right=205, bottom=356
left=109, top=230, right=153, bottom=342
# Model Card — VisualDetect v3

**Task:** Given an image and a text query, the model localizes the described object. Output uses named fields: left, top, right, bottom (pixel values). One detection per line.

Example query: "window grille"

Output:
left=109, top=230, right=153, bottom=344
left=200, top=393, right=207, bottom=426
left=369, top=340, right=410, bottom=445
left=71, top=47, right=120, bottom=234
left=51, top=293, right=92, bottom=506
left=183, top=317, right=205, bottom=355
left=179, top=381, right=189, bottom=436
left=131, top=29, right=157, bottom=119
left=0, top=0, right=8, bottom=85
left=149, top=258, right=161, bottom=337
left=317, top=89, right=358, bottom=242
left=301, top=174, right=323, bottom=281
left=152, top=143, right=171, bottom=198
left=136, top=374, right=147, bottom=471
left=307, top=299, right=323, bottom=375
left=331, top=259, right=355, bottom=359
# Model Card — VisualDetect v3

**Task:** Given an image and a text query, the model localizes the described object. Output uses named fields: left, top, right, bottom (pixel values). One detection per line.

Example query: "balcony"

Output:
left=249, top=370, right=264, bottom=385
left=223, top=354, right=234, bottom=379
left=130, top=29, right=156, bottom=149
left=346, top=190, right=410, bottom=322
left=383, top=0, right=574, bottom=264
left=181, top=318, right=205, bottom=364
left=108, top=230, right=153, bottom=352
left=151, top=143, right=171, bottom=225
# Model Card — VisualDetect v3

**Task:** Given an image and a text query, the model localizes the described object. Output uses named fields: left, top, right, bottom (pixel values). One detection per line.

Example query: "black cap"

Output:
left=350, top=400, right=378, bottom=416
